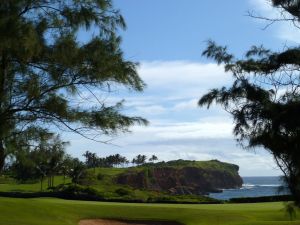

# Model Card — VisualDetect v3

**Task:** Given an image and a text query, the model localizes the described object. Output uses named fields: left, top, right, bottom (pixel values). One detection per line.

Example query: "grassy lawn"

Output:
left=0, top=176, right=71, bottom=192
left=0, top=197, right=299, bottom=225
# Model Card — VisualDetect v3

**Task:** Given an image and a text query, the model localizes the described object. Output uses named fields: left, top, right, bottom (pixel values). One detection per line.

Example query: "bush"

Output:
left=229, top=195, right=293, bottom=203
left=53, top=184, right=104, bottom=200
left=147, top=194, right=222, bottom=204
left=97, top=173, right=104, bottom=180
left=115, top=188, right=131, bottom=196
left=77, top=170, right=97, bottom=186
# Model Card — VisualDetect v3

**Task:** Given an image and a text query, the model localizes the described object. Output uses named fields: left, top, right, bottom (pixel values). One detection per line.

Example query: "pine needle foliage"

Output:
left=0, top=0, right=147, bottom=171
left=199, top=0, right=300, bottom=206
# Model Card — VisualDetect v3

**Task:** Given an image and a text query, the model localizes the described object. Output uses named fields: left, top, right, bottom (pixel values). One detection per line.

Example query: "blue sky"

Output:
left=65, top=0, right=300, bottom=176
left=116, top=0, right=283, bottom=61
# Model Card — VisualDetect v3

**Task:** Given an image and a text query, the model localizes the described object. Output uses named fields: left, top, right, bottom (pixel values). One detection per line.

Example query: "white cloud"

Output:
left=79, top=115, right=233, bottom=148
left=173, top=98, right=199, bottom=111
left=66, top=115, right=280, bottom=176
left=134, top=105, right=167, bottom=115
left=124, top=61, right=232, bottom=116
left=64, top=61, right=281, bottom=177
left=79, top=61, right=229, bottom=117
left=250, top=0, right=274, bottom=15
left=132, top=120, right=233, bottom=140
left=277, top=24, right=300, bottom=43
left=66, top=124, right=280, bottom=176
left=139, top=61, right=230, bottom=94
left=249, top=0, right=300, bottom=43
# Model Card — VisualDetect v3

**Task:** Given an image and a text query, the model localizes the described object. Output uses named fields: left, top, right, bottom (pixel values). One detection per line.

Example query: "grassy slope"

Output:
left=0, top=160, right=238, bottom=202
left=0, top=197, right=299, bottom=225
left=0, top=168, right=126, bottom=193
left=0, top=176, right=71, bottom=192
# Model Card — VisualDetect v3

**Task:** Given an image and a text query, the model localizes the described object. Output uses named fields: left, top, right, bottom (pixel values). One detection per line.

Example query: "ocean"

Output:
left=209, top=176, right=290, bottom=200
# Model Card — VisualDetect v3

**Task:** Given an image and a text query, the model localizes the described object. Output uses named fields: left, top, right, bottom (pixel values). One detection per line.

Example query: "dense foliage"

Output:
left=0, top=0, right=147, bottom=172
left=199, top=0, right=300, bottom=206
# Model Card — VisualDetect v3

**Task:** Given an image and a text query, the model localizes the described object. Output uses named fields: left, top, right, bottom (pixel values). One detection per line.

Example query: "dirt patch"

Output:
left=79, top=219, right=182, bottom=225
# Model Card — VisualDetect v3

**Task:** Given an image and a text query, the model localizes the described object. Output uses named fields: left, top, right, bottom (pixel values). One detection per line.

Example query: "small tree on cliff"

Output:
left=0, top=0, right=147, bottom=172
left=199, top=0, right=300, bottom=206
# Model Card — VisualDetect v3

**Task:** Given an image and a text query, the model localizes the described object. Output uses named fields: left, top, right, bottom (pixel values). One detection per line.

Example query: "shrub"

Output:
left=229, top=195, right=293, bottom=203
left=53, top=184, right=104, bottom=199
left=77, top=170, right=97, bottom=186
left=115, top=188, right=131, bottom=196
left=97, top=173, right=104, bottom=180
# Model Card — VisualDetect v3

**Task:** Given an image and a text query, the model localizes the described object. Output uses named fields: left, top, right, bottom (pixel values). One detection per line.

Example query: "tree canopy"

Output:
left=199, top=0, right=300, bottom=206
left=0, top=0, right=147, bottom=172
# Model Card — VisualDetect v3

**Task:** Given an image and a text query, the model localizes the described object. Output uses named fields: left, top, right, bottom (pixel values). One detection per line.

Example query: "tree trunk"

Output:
left=0, top=53, right=8, bottom=174
left=48, top=176, right=50, bottom=188
left=287, top=173, right=300, bottom=207
left=40, top=177, right=43, bottom=191
left=0, top=141, right=5, bottom=174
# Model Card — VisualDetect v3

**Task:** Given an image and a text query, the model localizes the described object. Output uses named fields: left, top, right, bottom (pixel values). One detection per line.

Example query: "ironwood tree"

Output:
left=0, top=0, right=147, bottom=172
left=199, top=0, right=300, bottom=206
left=11, top=130, right=67, bottom=188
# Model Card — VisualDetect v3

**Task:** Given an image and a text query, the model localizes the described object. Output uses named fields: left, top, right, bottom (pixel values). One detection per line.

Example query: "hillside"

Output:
left=117, top=160, right=243, bottom=195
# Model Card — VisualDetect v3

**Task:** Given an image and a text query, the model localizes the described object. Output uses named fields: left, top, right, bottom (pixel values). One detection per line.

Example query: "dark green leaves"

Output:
left=200, top=37, right=300, bottom=205
left=202, top=40, right=234, bottom=65
left=0, top=0, right=147, bottom=172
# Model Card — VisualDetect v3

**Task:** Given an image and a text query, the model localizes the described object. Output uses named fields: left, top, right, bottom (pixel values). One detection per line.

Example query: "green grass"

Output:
left=0, top=197, right=299, bottom=225
left=0, top=168, right=140, bottom=194
left=0, top=171, right=214, bottom=203
left=0, top=176, right=71, bottom=192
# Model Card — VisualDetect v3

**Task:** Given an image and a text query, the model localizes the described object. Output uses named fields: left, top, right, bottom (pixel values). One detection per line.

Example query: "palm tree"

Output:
left=105, top=155, right=115, bottom=167
left=149, top=155, right=158, bottom=163
left=131, top=158, right=136, bottom=166
left=83, top=151, right=98, bottom=172
left=133, top=154, right=147, bottom=166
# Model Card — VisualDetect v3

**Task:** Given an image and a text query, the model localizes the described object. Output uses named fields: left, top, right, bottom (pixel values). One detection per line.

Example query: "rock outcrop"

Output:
left=116, top=160, right=243, bottom=195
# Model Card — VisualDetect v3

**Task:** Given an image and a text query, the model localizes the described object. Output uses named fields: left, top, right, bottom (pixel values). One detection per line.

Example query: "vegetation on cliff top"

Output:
left=143, top=159, right=239, bottom=174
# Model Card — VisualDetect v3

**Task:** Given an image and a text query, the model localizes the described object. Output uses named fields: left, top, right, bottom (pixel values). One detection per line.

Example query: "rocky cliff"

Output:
left=116, top=160, right=243, bottom=195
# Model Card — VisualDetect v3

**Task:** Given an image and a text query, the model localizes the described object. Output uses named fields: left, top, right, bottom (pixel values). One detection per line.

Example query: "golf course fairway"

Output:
left=0, top=197, right=299, bottom=225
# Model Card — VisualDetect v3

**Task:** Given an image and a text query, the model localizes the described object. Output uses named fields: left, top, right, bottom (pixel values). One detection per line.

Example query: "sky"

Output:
left=65, top=0, right=300, bottom=176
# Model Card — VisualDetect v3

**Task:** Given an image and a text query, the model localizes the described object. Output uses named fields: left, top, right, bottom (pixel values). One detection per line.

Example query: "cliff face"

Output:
left=116, top=160, right=243, bottom=195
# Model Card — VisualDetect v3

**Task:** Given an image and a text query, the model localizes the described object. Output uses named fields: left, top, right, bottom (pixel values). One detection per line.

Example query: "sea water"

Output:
left=209, top=176, right=290, bottom=200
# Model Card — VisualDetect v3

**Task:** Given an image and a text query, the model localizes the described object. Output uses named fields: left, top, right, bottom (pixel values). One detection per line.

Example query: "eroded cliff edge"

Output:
left=117, top=160, right=243, bottom=195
